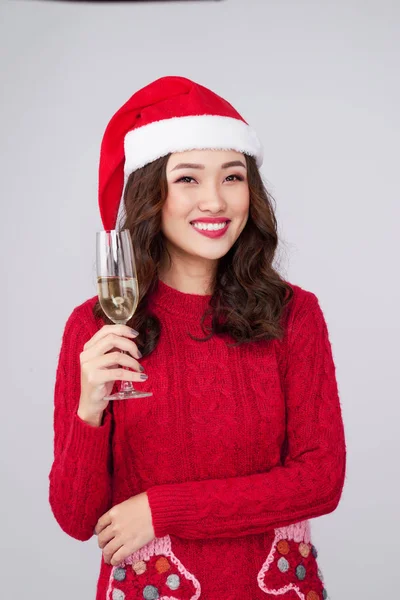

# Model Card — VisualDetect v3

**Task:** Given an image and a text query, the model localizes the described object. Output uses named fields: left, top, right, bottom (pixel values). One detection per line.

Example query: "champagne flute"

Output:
left=96, top=229, right=152, bottom=400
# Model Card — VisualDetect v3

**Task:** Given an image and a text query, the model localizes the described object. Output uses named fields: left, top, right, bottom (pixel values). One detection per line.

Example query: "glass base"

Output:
left=104, top=390, right=153, bottom=401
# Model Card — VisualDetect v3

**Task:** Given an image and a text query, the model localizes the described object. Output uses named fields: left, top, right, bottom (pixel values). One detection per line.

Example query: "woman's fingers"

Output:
left=83, top=324, right=137, bottom=351
left=90, top=351, right=143, bottom=373
left=81, top=332, right=141, bottom=364
left=88, top=368, right=147, bottom=385
left=97, top=523, right=114, bottom=549
left=102, top=535, right=124, bottom=565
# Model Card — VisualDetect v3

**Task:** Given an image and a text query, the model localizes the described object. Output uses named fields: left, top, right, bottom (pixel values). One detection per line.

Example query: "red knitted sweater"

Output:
left=49, top=280, right=346, bottom=600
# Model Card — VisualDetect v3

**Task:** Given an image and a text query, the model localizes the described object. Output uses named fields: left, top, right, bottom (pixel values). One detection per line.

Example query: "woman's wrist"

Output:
left=77, top=404, right=104, bottom=427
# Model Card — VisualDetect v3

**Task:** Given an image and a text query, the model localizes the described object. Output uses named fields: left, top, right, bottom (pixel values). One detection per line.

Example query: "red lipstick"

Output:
left=190, top=218, right=230, bottom=239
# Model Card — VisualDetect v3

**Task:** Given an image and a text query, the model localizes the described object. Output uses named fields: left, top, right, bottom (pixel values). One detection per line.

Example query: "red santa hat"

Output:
left=98, top=75, right=263, bottom=230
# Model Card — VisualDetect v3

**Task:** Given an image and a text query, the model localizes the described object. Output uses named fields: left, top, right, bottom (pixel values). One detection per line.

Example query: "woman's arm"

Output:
left=146, top=293, right=347, bottom=539
left=48, top=305, right=113, bottom=541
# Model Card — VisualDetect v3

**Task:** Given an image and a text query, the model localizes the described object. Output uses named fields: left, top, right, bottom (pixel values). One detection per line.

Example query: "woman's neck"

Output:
left=159, top=258, right=216, bottom=296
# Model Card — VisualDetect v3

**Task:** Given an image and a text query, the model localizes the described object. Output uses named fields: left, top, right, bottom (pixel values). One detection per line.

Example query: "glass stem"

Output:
left=120, top=350, right=135, bottom=392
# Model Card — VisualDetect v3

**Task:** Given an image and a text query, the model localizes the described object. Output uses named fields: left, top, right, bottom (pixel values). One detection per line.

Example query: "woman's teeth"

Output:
left=192, top=222, right=228, bottom=231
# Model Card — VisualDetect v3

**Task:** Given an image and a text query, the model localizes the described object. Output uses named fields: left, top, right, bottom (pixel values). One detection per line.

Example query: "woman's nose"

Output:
left=198, top=184, right=227, bottom=212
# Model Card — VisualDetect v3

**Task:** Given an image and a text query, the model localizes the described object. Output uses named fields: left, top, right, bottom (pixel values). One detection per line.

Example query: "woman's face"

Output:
left=162, top=149, right=250, bottom=262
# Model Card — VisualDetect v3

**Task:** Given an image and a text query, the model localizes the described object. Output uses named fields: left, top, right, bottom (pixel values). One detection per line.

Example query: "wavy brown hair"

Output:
left=93, top=154, right=293, bottom=355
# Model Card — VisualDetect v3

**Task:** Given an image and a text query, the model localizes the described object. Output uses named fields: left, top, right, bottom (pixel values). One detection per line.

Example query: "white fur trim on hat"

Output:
left=123, top=114, right=263, bottom=176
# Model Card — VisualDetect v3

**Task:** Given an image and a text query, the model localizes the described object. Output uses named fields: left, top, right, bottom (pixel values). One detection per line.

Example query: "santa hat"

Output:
left=98, top=75, right=263, bottom=230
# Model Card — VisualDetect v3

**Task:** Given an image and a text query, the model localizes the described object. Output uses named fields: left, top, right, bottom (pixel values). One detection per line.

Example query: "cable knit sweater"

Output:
left=49, top=280, right=346, bottom=600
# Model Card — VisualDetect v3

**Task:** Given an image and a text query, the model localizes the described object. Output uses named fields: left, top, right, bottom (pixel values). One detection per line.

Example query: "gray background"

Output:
left=0, top=0, right=399, bottom=598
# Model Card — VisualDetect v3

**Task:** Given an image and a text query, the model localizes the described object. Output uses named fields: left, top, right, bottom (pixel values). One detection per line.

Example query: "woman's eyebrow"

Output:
left=221, top=160, right=246, bottom=169
left=170, top=160, right=246, bottom=172
left=171, top=163, right=205, bottom=171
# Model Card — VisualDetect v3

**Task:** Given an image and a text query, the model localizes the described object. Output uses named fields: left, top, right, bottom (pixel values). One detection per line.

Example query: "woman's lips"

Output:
left=190, top=221, right=230, bottom=239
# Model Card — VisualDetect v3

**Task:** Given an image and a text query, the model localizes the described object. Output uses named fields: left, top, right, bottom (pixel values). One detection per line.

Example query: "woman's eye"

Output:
left=226, top=174, right=244, bottom=182
left=176, top=176, right=196, bottom=183
left=175, top=174, right=244, bottom=184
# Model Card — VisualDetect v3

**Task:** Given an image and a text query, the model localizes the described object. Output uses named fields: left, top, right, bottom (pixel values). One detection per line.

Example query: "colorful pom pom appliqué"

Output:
left=106, top=536, right=201, bottom=600
left=257, top=522, right=329, bottom=600
left=114, top=568, right=127, bottom=582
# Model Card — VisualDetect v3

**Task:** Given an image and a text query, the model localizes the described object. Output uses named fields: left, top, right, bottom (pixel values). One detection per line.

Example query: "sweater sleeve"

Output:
left=48, top=305, right=113, bottom=541
left=146, top=293, right=347, bottom=539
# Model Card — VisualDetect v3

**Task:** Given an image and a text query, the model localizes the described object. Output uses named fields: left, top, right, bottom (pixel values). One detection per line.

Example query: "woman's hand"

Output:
left=95, top=493, right=155, bottom=566
left=78, top=324, right=144, bottom=426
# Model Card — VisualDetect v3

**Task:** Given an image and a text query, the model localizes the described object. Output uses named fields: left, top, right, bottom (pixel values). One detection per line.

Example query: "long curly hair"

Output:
left=93, top=154, right=293, bottom=355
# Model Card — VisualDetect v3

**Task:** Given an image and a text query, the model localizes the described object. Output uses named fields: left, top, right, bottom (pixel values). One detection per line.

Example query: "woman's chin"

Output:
left=190, top=242, right=233, bottom=261
left=166, top=236, right=236, bottom=262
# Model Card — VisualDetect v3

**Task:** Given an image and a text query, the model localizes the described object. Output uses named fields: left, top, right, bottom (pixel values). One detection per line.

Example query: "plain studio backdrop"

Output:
left=0, top=0, right=398, bottom=598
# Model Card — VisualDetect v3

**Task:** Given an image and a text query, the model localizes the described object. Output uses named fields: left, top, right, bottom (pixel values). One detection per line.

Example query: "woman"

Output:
left=49, top=76, right=346, bottom=600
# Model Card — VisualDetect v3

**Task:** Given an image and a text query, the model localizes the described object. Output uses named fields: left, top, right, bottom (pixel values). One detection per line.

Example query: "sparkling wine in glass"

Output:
left=96, top=229, right=152, bottom=400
